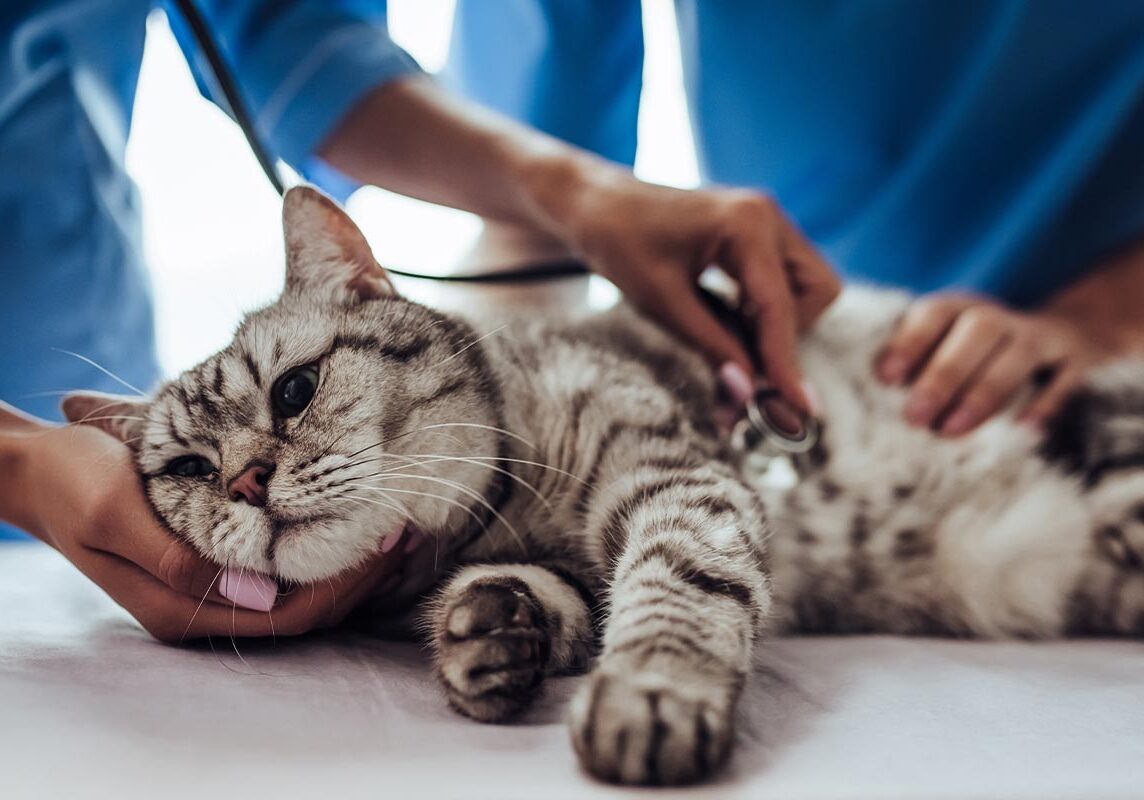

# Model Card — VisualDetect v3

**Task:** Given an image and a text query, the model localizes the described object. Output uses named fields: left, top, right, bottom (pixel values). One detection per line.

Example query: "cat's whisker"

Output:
left=49, top=348, right=147, bottom=397
left=343, top=485, right=495, bottom=549
left=326, top=575, right=338, bottom=615
left=413, top=422, right=537, bottom=451
left=202, top=559, right=257, bottom=677
left=226, top=566, right=247, bottom=667
left=335, top=489, right=407, bottom=519
left=70, top=414, right=147, bottom=425
left=389, top=454, right=552, bottom=510
left=180, top=562, right=227, bottom=645
left=382, top=452, right=588, bottom=487
left=336, top=425, right=456, bottom=462
left=337, top=451, right=552, bottom=512
left=435, top=324, right=508, bottom=367
left=314, top=426, right=355, bottom=462
left=346, top=473, right=528, bottom=555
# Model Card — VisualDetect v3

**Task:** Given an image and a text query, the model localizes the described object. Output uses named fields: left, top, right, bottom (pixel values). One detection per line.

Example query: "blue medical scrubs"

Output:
left=0, top=1, right=419, bottom=538
left=449, top=1, right=1144, bottom=308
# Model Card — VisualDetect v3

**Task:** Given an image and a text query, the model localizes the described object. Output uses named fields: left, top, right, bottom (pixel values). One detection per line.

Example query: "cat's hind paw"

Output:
left=568, top=668, right=737, bottom=786
left=434, top=578, right=551, bottom=722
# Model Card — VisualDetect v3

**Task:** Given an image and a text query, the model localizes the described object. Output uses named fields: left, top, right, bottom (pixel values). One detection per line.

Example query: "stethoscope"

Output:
left=172, top=0, right=820, bottom=459
left=734, top=386, right=820, bottom=457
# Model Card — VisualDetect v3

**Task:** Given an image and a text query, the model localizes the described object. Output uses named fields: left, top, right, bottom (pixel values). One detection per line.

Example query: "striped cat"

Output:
left=64, top=187, right=1144, bottom=786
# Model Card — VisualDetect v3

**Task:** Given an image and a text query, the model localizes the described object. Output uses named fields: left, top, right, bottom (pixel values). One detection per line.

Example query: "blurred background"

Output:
left=128, top=0, right=697, bottom=376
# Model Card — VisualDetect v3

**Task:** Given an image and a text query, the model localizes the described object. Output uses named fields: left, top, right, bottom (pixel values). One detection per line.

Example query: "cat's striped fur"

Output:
left=64, top=188, right=1144, bottom=786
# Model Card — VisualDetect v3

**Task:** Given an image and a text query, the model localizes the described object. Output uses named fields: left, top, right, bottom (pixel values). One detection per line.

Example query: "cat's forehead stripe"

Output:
left=241, top=350, right=263, bottom=389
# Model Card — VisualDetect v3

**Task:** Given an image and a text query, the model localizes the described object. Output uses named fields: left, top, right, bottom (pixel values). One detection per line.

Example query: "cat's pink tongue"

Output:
left=219, top=569, right=278, bottom=612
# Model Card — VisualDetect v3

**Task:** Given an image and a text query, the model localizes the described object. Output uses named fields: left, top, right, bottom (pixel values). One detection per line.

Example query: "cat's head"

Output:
left=63, top=187, right=504, bottom=583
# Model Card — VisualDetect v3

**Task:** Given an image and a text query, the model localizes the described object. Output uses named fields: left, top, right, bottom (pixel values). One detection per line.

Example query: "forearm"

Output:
left=316, top=75, right=622, bottom=239
left=1043, top=236, right=1144, bottom=356
left=0, top=404, right=50, bottom=538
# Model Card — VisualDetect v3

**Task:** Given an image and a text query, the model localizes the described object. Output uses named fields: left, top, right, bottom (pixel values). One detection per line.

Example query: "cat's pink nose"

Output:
left=228, top=463, right=273, bottom=507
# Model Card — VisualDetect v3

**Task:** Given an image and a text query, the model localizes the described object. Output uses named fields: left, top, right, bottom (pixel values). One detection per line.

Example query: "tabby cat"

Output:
left=64, top=187, right=1144, bottom=786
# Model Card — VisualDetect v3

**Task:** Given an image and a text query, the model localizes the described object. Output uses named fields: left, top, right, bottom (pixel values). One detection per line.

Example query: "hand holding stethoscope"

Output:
left=700, top=285, right=822, bottom=459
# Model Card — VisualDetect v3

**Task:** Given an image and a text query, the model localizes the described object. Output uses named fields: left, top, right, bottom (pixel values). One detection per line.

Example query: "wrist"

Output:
left=510, top=145, right=626, bottom=246
left=0, top=407, right=52, bottom=539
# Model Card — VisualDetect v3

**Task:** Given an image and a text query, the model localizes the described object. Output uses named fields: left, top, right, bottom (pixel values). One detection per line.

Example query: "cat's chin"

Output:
left=269, top=516, right=396, bottom=584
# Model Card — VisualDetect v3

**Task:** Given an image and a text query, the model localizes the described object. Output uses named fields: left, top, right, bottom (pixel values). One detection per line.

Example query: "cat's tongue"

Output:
left=219, top=568, right=278, bottom=612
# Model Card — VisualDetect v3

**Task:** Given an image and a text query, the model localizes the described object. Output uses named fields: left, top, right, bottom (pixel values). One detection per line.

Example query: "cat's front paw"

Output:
left=568, top=667, right=738, bottom=786
left=435, top=578, right=551, bottom=722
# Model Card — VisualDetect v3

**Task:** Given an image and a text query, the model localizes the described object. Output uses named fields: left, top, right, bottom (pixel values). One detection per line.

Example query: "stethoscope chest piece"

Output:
left=732, top=386, right=820, bottom=458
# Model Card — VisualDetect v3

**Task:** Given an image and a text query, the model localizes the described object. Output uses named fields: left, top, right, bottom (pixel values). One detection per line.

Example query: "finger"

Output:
left=1020, top=365, right=1084, bottom=429
left=79, top=549, right=284, bottom=643
left=938, top=338, right=1041, bottom=436
left=878, top=296, right=976, bottom=385
left=725, top=237, right=809, bottom=412
left=93, top=514, right=241, bottom=607
left=904, top=312, right=1008, bottom=429
left=790, top=254, right=842, bottom=331
left=749, top=284, right=808, bottom=413
left=647, top=271, right=754, bottom=374
left=779, top=221, right=842, bottom=328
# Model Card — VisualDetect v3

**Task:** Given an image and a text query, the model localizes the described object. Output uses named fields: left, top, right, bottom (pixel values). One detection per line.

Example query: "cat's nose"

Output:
left=228, top=462, right=274, bottom=507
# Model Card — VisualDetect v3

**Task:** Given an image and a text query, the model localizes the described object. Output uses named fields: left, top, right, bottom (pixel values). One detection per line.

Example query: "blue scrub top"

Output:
left=448, top=0, right=1144, bottom=309
left=0, top=1, right=418, bottom=538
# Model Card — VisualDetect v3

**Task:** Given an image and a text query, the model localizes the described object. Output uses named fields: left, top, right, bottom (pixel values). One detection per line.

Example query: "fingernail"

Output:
left=905, top=393, right=938, bottom=427
left=404, top=531, right=425, bottom=554
left=879, top=354, right=909, bottom=384
left=219, top=568, right=277, bottom=612
left=718, top=362, right=754, bottom=406
left=940, top=409, right=976, bottom=436
left=381, top=527, right=404, bottom=553
left=801, top=381, right=822, bottom=416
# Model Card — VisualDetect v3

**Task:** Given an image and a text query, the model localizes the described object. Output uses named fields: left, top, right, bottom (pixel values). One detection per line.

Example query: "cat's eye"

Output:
left=272, top=365, right=319, bottom=418
left=165, top=455, right=217, bottom=478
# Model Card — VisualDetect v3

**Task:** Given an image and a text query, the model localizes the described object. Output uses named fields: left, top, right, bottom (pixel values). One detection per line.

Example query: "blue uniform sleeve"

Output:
left=166, top=1, right=421, bottom=196
left=445, top=0, right=644, bottom=167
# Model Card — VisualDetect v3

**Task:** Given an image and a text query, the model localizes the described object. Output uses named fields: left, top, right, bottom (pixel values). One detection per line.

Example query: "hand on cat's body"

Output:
left=3, top=412, right=407, bottom=643
left=877, top=294, right=1106, bottom=435
left=553, top=173, right=841, bottom=415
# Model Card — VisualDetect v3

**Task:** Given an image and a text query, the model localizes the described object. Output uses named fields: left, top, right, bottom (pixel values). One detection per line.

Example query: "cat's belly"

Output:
left=754, top=399, right=1093, bottom=637
left=751, top=288, right=1093, bottom=637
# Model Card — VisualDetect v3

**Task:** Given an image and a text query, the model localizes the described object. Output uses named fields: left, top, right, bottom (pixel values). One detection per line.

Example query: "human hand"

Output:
left=17, top=422, right=409, bottom=643
left=876, top=294, right=1107, bottom=435
left=555, top=170, right=840, bottom=413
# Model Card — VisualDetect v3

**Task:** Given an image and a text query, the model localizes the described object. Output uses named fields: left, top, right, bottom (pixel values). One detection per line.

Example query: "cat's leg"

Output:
left=569, top=452, right=769, bottom=785
left=429, top=563, right=595, bottom=722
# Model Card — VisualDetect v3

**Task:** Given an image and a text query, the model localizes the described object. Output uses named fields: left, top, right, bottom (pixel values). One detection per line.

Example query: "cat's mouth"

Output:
left=266, top=515, right=431, bottom=587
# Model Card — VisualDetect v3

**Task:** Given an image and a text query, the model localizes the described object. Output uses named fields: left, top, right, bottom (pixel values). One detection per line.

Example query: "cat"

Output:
left=62, top=186, right=1144, bottom=786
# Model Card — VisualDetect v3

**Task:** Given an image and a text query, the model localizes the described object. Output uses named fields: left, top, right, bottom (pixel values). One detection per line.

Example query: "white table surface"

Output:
left=4, top=542, right=1144, bottom=800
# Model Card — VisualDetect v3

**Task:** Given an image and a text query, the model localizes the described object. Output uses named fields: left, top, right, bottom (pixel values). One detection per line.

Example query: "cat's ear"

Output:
left=62, top=391, right=149, bottom=447
left=282, top=185, right=396, bottom=304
